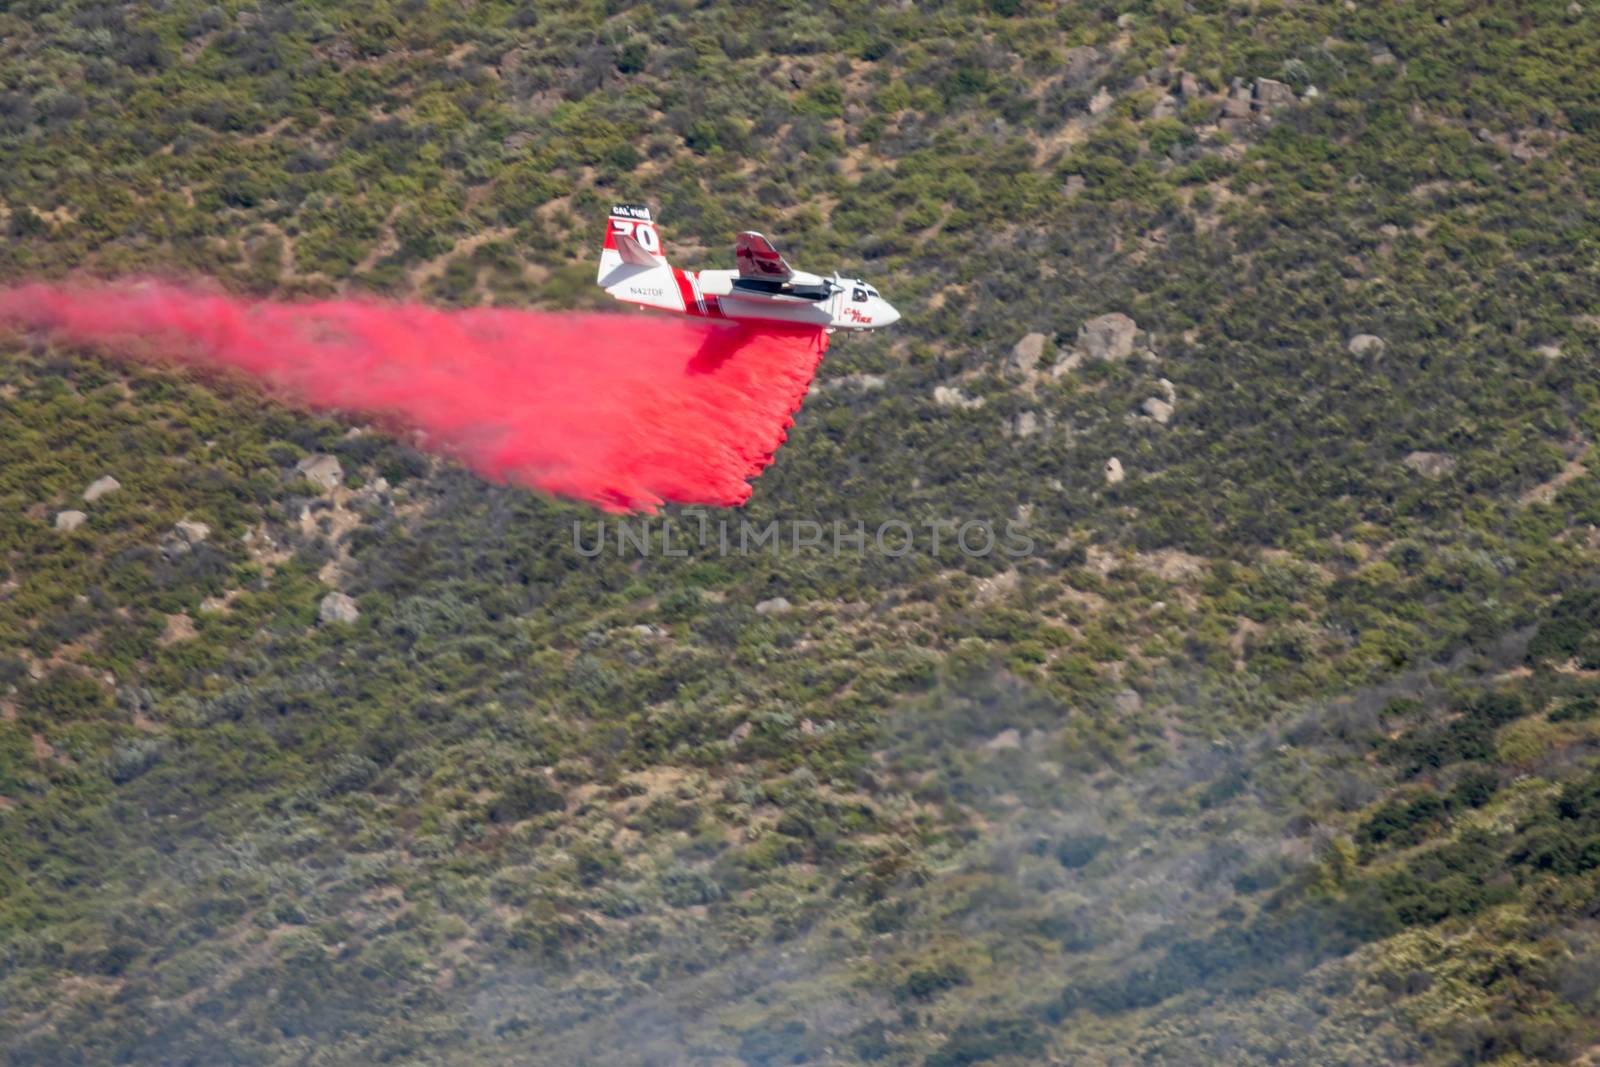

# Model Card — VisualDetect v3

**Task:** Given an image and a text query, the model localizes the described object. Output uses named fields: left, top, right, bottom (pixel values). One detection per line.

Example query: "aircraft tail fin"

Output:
left=597, top=204, right=668, bottom=284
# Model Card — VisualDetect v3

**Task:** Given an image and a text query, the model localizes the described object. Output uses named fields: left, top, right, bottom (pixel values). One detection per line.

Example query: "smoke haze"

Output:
left=0, top=280, right=828, bottom=512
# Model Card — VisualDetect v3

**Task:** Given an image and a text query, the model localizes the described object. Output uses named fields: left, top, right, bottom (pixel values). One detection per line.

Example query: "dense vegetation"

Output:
left=4, top=0, right=1600, bottom=1063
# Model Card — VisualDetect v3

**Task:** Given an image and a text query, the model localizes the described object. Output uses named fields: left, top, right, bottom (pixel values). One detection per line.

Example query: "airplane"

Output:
left=596, top=204, right=900, bottom=332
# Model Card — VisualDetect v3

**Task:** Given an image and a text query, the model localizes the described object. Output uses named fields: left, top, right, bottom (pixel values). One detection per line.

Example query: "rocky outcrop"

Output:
left=1348, top=334, right=1387, bottom=356
left=1105, top=457, right=1125, bottom=485
left=174, top=519, right=211, bottom=544
left=934, top=385, right=984, bottom=410
left=295, top=454, right=343, bottom=492
left=1077, top=313, right=1138, bottom=361
left=160, top=519, right=213, bottom=559
left=755, top=596, right=791, bottom=616
left=1061, top=46, right=1103, bottom=89
left=54, top=510, right=87, bottom=532
left=1222, top=81, right=1253, bottom=119
left=82, top=476, right=121, bottom=503
left=1253, top=77, right=1296, bottom=110
left=1008, top=332, right=1049, bottom=376
left=1140, top=397, right=1174, bottom=424
left=1404, top=451, right=1457, bottom=478
left=318, top=591, right=360, bottom=625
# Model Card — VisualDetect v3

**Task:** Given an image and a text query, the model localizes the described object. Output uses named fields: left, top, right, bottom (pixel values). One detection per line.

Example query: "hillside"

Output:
left=4, top=2, right=1600, bottom=1064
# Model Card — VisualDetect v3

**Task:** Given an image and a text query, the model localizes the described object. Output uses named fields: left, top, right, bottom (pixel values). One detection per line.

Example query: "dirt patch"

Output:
left=160, top=613, right=197, bottom=646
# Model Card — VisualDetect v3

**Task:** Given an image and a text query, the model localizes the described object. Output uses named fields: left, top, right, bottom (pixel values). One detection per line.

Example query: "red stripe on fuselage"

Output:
left=671, top=268, right=700, bottom=317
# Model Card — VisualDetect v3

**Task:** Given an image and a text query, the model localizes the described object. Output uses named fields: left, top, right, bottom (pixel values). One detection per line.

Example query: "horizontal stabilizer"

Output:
left=735, top=231, right=793, bottom=281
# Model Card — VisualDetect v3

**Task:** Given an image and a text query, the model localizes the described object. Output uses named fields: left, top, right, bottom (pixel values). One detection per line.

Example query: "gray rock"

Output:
left=1105, top=457, right=1125, bottom=485
left=983, top=727, right=1022, bottom=751
left=1348, top=334, right=1387, bottom=356
left=1112, top=688, right=1142, bottom=715
left=1157, top=377, right=1176, bottom=403
left=1371, top=50, right=1398, bottom=66
left=818, top=373, right=886, bottom=392
left=1253, top=77, right=1296, bottom=110
left=295, top=454, right=344, bottom=492
left=755, top=596, right=792, bottom=616
left=174, top=519, right=211, bottom=545
left=1088, top=86, right=1115, bottom=115
left=82, top=476, right=121, bottom=503
left=1078, top=312, right=1139, bottom=361
left=1141, top=397, right=1174, bottom=424
left=934, top=385, right=984, bottom=409
left=1062, top=46, right=1103, bottom=89
left=55, top=510, right=87, bottom=532
left=1014, top=411, right=1041, bottom=438
left=727, top=721, right=753, bottom=745
left=318, top=591, right=360, bottom=625
left=1009, top=332, right=1049, bottom=376
left=1178, top=71, right=1202, bottom=97
left=1222, top=94, right=1253, bottom=119
left=1403, top=451, right=1457, bottom=479
left=1151, top=94, right=1178, bottom=119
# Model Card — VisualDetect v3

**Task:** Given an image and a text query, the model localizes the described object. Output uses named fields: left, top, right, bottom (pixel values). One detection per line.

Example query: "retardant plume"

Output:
left=0, top=280, right=829, bottom=512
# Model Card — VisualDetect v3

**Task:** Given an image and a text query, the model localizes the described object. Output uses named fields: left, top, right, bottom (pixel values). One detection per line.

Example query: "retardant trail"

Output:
left=0, top=281, right=829, bottom=512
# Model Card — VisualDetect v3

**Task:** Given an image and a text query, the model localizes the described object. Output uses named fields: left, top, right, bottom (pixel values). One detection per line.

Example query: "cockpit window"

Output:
left=866, top=287, right=878, bottom=297
left=852, top=288, right=868, bottom=302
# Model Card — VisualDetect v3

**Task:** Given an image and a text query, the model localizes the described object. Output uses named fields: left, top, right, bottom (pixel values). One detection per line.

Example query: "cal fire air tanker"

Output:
left=596, top=204, right=900, bottom=332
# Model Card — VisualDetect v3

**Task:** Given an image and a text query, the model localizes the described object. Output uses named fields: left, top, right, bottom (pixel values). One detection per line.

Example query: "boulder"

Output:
left=318, top=591, right=360, bottom=625
left=1403, top=451, right=1457, bottom=479
left=1150, top=94, right=1178, bottom=119
left=1222, top=96, right=1252, bottom=119
left=175, top=519, right=211, bottom=545
left=982, top=727, right=1022, bottom=751
left=1088, top=86, right=1114, bottom=115
left=1014, top=411, right=1040, bottom=438
left=1105, top=457, right=1125, bottom=485
left=54, top=510, right=87, bottom=532
left=1061, top=46, right=1103, bottom=89
left=295, top=454, right=344, bottom=492
left=1009, top=332, right=1049, bottom=376
left=1347, top=334, right=1387, bottom=356
left=1112, top=688, right=1142, bottom=715
left=818, top=373, right=886, bottom=392
left=934, top=385, right=985, bottom=409
left=1077, top=313, right=1139, bottom=361
left=1157, top=377, right=1176, bottom=403
left=1140, top=397, right=1174, bottom=424
left=1178, top=71, right=1202, bottom=98
left=755, top=596, right=792, bottom=616
left=1253, top=77, right=1296, bottom=110
left=82, top=475, right=121, bottom=503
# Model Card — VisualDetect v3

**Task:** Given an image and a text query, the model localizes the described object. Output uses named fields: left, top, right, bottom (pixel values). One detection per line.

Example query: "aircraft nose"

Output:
left=879, top=301, right=900, bottom=326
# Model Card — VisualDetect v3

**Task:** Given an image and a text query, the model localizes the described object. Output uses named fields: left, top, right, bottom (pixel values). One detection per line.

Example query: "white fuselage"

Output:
left=600, top=263, right=899, bottom=331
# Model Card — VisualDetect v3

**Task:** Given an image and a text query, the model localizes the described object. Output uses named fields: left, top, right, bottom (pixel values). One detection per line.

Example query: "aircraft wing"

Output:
left=735, top=231, right=794, bottom=281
